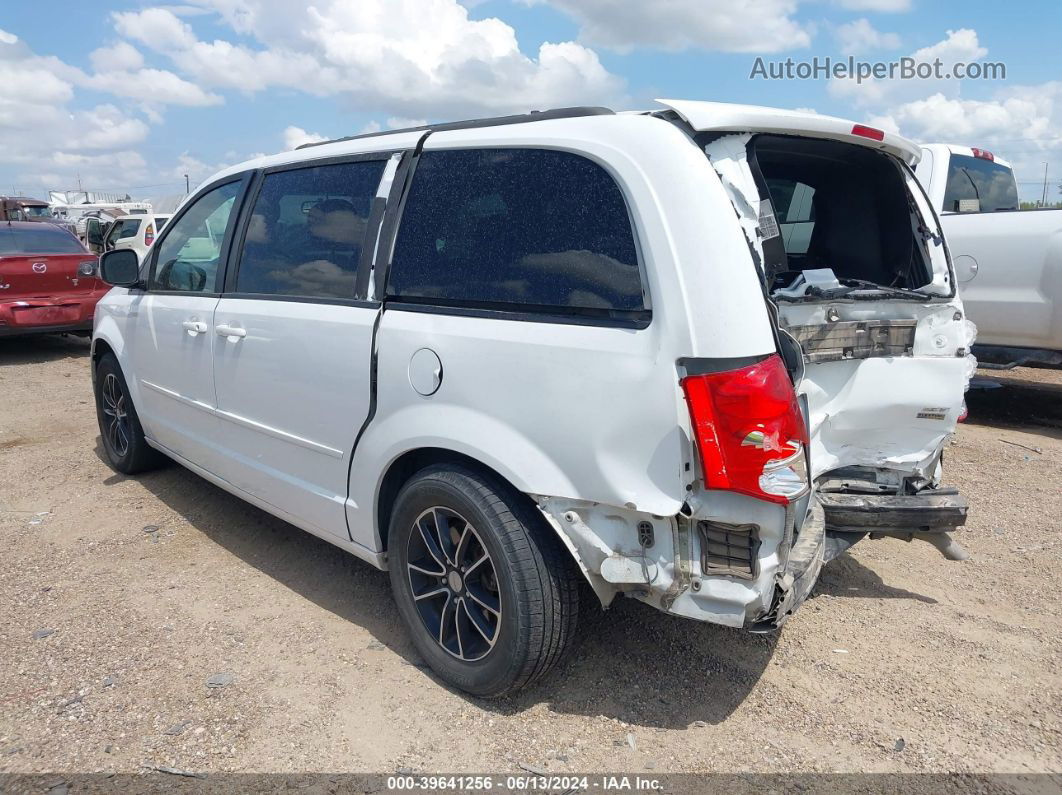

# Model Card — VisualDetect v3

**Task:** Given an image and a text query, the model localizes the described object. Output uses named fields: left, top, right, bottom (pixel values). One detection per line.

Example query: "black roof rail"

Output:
left=296, top=106, right=615, bottom=150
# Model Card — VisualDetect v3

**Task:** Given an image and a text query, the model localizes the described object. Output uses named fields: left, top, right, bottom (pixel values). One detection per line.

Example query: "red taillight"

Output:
left=957, top=401, right=969, bottom=423
left=144, top=224, right=155, bottom=247
left=681, top=354, right=809, bottom=504
left=971, top=148, right=994, bottom=161
left=851, top=124, right=885, bottom=141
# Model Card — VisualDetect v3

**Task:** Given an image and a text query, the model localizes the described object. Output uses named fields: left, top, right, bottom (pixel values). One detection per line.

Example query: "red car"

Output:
left=0, top=222, right=109, bottom=337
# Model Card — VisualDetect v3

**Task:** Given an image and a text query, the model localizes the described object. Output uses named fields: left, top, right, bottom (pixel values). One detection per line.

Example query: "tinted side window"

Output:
left=235, top=160, right=385, bottom=299
left=117, top=219, right=142, bottom=239
left=150, top=181, right=240, bottom=293
left=388, top=149, right=644, bottom=314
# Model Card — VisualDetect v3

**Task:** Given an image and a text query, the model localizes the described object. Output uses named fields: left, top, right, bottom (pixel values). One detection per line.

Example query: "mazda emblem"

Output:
left=32, top=262, right=47, bottom=274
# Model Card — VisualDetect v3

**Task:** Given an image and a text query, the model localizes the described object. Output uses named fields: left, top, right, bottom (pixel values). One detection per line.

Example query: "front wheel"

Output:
left=388, top=465, right=580, bottom=697
left=94, top=353, right=165, bottom=474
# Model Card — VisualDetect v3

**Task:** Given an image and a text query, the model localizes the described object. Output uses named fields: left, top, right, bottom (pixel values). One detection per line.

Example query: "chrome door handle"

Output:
left=182, top=320, right=208, bottom=334
left=215, top=324, right=246, bottom=339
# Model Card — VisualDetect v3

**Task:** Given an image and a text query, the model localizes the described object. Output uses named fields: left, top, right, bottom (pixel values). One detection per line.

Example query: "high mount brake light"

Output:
left=971, top=148, right=994, bottom=161
left=681, top=354, right=809, bottom=505
left=851, top=124, right=885, bottom=142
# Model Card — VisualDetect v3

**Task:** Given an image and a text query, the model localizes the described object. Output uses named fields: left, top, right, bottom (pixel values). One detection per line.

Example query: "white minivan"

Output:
left=92, top=101, right=972, bottom=696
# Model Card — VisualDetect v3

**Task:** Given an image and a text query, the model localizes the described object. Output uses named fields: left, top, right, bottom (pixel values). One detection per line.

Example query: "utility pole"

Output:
left=184, top=174, right=190, bottom=194
left=1042, top=162, right=1049, bottom=207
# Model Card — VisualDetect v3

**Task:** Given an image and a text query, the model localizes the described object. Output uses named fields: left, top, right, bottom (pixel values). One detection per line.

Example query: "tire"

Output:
left=388, top=464, right=580, bottom=698
left=94, top=353, right=166, bottom=474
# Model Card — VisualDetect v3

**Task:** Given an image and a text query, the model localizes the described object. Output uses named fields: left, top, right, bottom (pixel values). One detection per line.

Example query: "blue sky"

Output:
left=1, top=0, right=1059, bottom=202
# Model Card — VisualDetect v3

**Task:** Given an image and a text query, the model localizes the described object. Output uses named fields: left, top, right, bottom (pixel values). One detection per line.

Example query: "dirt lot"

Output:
left=1, top=335, right=1060, bottom=778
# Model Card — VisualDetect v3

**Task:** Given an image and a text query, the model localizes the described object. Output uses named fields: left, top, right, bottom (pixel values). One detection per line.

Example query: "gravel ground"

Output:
left=0, top=334, right=1059, bottom=779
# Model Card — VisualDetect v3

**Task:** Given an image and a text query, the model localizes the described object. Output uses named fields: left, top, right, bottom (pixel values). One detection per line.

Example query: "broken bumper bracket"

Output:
left=748, top=501, right=826, bottom=632
left=819, top=488, right=969, bottom=561
left=819, top=489, right=968, bottom=530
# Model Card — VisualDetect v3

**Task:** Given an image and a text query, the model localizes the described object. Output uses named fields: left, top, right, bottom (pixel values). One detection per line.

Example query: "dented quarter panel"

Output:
left=536, top=488, right=789, bottom=628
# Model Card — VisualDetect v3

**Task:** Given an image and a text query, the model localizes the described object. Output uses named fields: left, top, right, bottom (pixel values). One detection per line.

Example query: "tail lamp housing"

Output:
left=144, top=224, right=155, bottom=247
left=681, top=354, right=809, bottom=504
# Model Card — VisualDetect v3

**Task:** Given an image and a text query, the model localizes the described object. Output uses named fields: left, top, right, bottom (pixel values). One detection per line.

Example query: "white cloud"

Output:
left=90, top=41, right=144, bottom=72
left=524, top=0, right=811, bottom=53
left=17, top=150, right=151, bottom=196
left=869, top=90, right=1058, bottom=145
left=283, top=125, right=327, bottom=150
left=0, top=25, right=206, bottom=195
left=829, top=28, right=989, bottom=106
left=914, top=27, right=987, bottom=63
left=834, top=19, right=900, bottom=55
left=3, top=0, right=627, bottom=198
left=112, top=1, right=626, bottom=116
left=0, top=62, right=74, bottom=106
left=90, top=67, right=223, bottom=106
left=73, top=105, right=152, bottom=150
left=387, top=117, right=427, bottom=129
left=170, top=151, right=223, bottom=182
left=113, top=8, right=199, bottom=50
left=834, top=0, right=911, bottom=10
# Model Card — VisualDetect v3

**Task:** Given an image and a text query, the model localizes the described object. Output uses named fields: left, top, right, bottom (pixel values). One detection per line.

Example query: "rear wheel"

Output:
left=388, top=465, right=580, bottom=697
left=94, top=353, right=165, bottom=474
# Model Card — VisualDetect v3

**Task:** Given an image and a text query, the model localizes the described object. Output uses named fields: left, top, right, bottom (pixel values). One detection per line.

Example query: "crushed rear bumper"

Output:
left=819, top=487, right=969, bottom=561
left=820, top=489, right=968, bottom=530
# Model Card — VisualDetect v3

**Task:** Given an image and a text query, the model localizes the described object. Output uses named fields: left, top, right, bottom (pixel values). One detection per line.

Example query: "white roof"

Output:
left=113, top=213, right=168, bottom=221
left=207, top=99, right=922, bottom=190
left=654, top=99, right=922, bottom=164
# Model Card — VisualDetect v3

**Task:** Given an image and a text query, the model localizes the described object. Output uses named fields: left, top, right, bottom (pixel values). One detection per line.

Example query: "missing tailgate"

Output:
left=749, top=135, right=936, bottom=303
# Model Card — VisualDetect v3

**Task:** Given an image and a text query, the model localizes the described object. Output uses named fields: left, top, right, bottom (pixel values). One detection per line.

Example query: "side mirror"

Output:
left=86, top=218, right=104, bottom=245
left=99, top=249, right=141, bottom=287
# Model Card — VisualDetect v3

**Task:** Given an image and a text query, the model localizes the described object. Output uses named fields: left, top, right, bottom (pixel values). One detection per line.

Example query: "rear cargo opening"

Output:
left=749, top=134, right=935, bottom=300
left=686, top=115, right=971, bottom=562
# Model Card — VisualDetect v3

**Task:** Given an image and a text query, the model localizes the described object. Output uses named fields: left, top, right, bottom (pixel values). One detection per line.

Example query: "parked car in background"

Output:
left=0, top=222, right=105, bottom=337
left=101, top=213, right=171, bottom=260
left=74, top=209, right=121, bottom=254
left=0, top=196, right=78, bottom=237
left=91, top=101, right=971, bottom=697
left=915, top=144, right=1062, bottom=368
left=0, top=196, right=54, bottom=222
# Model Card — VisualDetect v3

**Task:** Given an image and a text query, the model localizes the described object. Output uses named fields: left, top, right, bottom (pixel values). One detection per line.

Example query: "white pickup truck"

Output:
left=915, top=145, right=1062, bottom=368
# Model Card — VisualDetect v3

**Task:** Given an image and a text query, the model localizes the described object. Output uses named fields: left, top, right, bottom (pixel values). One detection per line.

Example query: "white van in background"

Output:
left=916, top=144, right=1062, bottom=368
left=91, top=101, right=971, bottom=696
